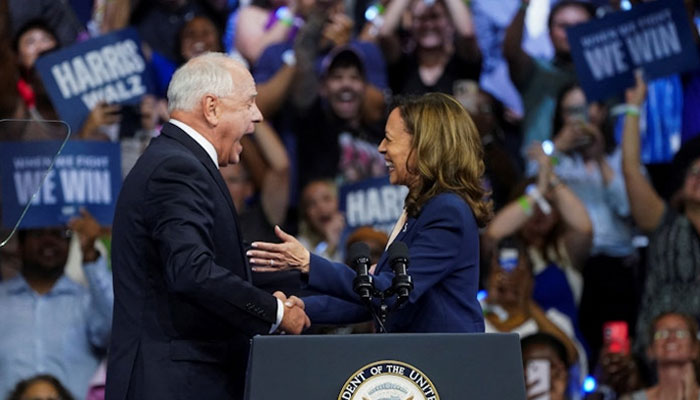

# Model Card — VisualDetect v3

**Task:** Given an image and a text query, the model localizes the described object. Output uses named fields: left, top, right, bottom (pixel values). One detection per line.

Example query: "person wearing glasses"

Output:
left=620, top=312, right=700, bottom=400
left=622, top=74, right=700, bottom=356
left=0, top=210, right=112, bottom=400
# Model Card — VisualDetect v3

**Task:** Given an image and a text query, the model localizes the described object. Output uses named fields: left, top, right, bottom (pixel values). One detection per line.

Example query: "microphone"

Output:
left=349, top=242, right=373, bottom=301
left=388, top=241, right=413, bottom=302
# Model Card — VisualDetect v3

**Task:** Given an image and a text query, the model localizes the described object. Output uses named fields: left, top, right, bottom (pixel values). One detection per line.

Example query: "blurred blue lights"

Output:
left=583, top=376, right=597, bottom=393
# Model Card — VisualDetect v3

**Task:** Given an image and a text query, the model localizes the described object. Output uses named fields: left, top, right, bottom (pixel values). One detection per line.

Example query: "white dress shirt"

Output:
left=169, top=119, right=219, bottom=169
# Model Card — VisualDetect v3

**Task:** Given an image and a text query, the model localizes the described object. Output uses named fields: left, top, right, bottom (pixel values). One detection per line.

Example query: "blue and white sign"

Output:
left=0, top=141, right=122, bottom=228
left=35, top=28, right=154, bottom=131
left=339, top=176, right=408, bottom=235
left=567, top=0, right=699, bottom=101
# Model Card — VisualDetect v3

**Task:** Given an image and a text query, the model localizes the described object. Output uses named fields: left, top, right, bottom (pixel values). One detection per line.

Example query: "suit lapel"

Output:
left=160, top=123, right=251, bottom=281
left=376, top=216, right=414, bottom=274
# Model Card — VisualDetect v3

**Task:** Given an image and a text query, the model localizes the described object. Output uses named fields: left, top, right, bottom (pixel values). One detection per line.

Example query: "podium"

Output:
left=245, top=333, right=526, bottom=399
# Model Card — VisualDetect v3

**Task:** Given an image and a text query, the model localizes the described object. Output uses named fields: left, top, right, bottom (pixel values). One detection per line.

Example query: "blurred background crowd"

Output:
left=0, top=0, right=699, bottom=399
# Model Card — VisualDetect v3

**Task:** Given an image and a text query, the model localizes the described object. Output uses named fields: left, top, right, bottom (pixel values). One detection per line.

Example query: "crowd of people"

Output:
left=0, top=0, right=699, bottom=399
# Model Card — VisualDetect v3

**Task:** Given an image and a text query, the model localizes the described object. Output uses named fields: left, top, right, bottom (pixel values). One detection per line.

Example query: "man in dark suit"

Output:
left=106, top=53, right=310, bottom=400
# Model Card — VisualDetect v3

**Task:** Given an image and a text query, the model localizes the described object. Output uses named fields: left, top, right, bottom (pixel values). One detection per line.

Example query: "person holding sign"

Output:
left=248, top=93, right=491, bottom=332
left=504, top=0, right=594, bottom=150
left=622, top=73, right=700, bottom=358
left=106, top=53, right=310, bottom=400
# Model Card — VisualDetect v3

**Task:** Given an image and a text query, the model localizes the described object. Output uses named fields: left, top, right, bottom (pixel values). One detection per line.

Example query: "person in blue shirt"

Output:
left=248, top=92, right=492, bottom=333
left=0, top=211, right=113, bottom=400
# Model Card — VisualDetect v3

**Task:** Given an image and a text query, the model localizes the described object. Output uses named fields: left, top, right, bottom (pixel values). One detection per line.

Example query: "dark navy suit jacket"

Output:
left=106, top=123, right=278, bottom=400
left=304, top=192, right=485, bottom=333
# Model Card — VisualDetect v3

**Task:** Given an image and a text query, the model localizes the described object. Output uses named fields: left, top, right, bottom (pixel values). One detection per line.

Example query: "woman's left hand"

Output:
left=248, top=226, right=311, bottom=274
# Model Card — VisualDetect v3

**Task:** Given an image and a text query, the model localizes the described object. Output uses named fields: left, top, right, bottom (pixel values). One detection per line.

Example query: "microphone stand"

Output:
left=367, top=283, right=412, bottom=334
left=351, top=241, right=413, bottom=333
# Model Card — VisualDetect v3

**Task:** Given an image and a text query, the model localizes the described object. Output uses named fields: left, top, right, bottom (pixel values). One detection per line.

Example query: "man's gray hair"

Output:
left=167, top=52, right=236, bottom=113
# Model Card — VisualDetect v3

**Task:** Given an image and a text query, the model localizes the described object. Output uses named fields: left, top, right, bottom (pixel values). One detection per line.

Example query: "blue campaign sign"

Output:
left=567, top=0, right=699, bottom=101
left=339, top=176, right=408, bottom=235
left=0, top=141, right=122, bottom=228
left=35, top=28, right=154, bottom=132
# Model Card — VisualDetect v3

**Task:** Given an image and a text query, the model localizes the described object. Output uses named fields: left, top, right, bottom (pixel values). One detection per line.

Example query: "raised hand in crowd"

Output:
left=274, top=291, right=311, bottom=334
left=96, top=0, right=131, bottom=35
left=377, top=0, right=480, bottom=96
left=322, top=11, right=353, bottom=49
left=67, top=208, right=105, bottom=263
left=527, top=141, right=556, bottom=194
left=505, top=0, right=592, bottom=149
left=553, top=116, right=615, bottom=186
left=530, top=143, right=593, bottom=266
left=139, top=94, right=168, bottom=133
left=235, top=0, right=308, bottom=65
left=357, top=0, right=390, bottom=42
left=552, top=120, right=598, bottom=156
left=486, top=142, right=592, bottom=271
left=78, top=102, right=120, bottom=140
left=621, top=71, right=665, bottom=233
left=503, top=0, right=534, bottom=88
left=595, top=349, right=643, bottom=397
left=378, top=0, right=478, bottom=62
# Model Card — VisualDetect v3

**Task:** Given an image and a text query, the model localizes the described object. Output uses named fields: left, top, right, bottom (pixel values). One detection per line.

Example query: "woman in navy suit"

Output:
left=248, top=92, right=492, bottom=332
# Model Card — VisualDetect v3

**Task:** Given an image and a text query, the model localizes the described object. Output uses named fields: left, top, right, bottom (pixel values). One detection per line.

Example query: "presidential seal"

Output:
left=338, top=360, right=439, bottom=400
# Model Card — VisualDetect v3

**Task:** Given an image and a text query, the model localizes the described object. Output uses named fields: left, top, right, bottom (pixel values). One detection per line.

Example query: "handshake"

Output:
left=273, top=291, right=311, bottom=335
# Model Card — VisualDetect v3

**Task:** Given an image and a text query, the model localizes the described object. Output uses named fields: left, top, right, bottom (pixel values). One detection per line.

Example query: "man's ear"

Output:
left=202, top=94, right=219, bottom=126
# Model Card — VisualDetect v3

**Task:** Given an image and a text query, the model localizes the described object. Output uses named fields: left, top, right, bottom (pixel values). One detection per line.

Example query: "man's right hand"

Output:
left=274, top=291, right=311, bottom=334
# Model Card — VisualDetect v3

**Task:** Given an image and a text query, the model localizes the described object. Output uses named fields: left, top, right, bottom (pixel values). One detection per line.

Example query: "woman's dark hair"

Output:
left=7, top=374, right=75, bottom=400
left=547, top=1, right=595, bottom=29
left=521, top=332, right=571, bottom=369
left=176, top=14, right=224, bottom=64
left=506, top=177, right=564, bottom=261
left=12, top=19, right=58, bottom=53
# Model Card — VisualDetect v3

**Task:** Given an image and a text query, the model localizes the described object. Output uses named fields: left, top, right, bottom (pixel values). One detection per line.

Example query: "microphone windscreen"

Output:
left=388, top=241, right=409, bottom=261
left=348, top=241, right=371, bottom=263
